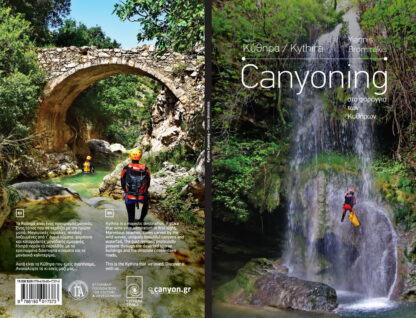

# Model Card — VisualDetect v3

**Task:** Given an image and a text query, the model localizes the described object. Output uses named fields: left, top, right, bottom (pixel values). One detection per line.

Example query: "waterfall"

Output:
left=283, top=8, right=398, bottom=299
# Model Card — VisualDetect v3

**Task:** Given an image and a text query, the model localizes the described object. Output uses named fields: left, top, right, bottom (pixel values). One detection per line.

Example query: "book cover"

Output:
left=0, top=1, right=205, bottom=317
left=212, top=0, right=416, bottom=316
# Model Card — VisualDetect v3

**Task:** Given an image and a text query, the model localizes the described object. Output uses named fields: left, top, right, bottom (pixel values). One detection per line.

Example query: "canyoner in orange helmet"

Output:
left=82, top=155, right=95, bottom=175
left=120, top=149, right=151, bottom=228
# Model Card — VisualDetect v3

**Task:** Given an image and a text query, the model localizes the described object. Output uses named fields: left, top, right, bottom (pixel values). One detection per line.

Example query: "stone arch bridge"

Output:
left=36, top=45, right=204, bottom=152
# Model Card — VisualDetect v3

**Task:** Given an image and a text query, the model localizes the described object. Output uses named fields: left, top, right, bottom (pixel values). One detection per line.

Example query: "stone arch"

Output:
left=36, top=46, right=202, bottom=152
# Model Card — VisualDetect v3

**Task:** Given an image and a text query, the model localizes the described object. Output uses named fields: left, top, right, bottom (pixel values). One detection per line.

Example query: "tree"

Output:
left=3, top=0, right=71, bottom=45
left=68, top=74, right=160, bottom=148
left=0, top=5, right=43, bottom=191
left=360, top=0, right=416, bottom=160
left=0, top=6, right=44, bottom=138
left=54, top=19, right=120, bottom=48
left=113, top=0, right=204, bottom=53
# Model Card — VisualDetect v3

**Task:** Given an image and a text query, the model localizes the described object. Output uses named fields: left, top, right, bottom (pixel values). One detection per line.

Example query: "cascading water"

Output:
left=283, top=8, right=399, bottom=300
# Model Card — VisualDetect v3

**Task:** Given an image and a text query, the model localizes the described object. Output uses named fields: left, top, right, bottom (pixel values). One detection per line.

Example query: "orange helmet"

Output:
left=129, top=149, right=142, bottom=161
left=348, top=189, right=355, bottom=193
left=86, top=155, right=92, bottom=160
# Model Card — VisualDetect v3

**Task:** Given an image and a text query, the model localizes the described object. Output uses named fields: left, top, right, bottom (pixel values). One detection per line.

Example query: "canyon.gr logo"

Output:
left=68, top=280, right=89, bottom=300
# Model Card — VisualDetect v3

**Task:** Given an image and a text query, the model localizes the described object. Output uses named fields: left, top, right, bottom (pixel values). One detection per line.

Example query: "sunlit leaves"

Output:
left=113, top=0, right=204, bottom=53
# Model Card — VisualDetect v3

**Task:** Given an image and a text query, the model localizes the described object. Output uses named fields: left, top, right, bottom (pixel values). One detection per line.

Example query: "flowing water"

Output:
left=283, top=6, right=398, bottom=306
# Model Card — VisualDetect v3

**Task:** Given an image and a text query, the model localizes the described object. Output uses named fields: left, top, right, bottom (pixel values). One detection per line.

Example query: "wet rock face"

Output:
left=216, top=258, right=338, bottom=313
left=401, top=229, right=416, bottom=302
left=11, top=182, right=79, bottom=202
left=316, top=232, right=359, bottom=268
left=286, top=170, right=398, bottom=297
left=253, top=273, right=337, bottom=312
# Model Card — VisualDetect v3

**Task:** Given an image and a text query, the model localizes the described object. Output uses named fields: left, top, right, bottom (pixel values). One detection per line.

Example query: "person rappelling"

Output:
left=341, top=189, right=360, bottom=227
left=82, top=155, right=95, bottom=175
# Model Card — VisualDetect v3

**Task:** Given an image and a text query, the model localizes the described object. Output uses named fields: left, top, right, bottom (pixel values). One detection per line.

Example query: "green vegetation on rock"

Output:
left=372, top=157, right=416, bottom=229
left=159, top=175, right=203, bottom=226
left=213, top=139, right=287, bottom=225
left=215, top=258, right=275, bottom=302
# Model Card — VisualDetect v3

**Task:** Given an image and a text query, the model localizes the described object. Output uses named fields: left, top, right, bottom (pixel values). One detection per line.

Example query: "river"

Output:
left=0, top=165, right=204, bottom=317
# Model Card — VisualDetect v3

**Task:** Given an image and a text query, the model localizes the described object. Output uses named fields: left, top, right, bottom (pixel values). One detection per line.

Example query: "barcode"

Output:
left=16, top=279, right=62, bottom=305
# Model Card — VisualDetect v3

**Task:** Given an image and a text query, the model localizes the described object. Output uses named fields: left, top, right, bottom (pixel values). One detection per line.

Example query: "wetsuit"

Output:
left=120, top=160, right=151, bottom=227
left=342, top=192, right=356, bottom=222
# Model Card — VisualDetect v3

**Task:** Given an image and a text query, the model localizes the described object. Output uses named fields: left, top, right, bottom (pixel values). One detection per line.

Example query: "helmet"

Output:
left=349, top=189, right=355, bottom=193
left=129, top=149, right=142, bottom=161
left=86, top=155, right=92, bottom=160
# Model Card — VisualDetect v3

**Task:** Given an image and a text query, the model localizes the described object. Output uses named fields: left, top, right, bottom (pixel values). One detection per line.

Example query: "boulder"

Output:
left=216, top=258, right=338, bottom=313
left=150, top=162, right=192, bottom=199
left=87, top=139, right=111, bottom=153
left=252, top=272, right=337, bottom=312
left=99, top=160, right=199, bottom=200
left=87, top=139, right=126, bottom=163
left=12, top=182, right=80, bottom=202
left=109, top=143, right=126, bottom=153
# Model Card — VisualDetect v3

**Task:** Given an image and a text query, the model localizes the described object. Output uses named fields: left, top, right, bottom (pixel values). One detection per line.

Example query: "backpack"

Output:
left=345, top=193, right=354, bottom=205
left=125, top=163, right=150, bottom=196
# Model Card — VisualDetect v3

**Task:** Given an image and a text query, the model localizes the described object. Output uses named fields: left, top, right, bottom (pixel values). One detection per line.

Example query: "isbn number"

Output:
left=15, top=279, right=62, bottom=305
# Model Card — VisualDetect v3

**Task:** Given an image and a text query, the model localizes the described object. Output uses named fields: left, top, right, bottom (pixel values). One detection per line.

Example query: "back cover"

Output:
left=0, top=1, right=205, bottom=317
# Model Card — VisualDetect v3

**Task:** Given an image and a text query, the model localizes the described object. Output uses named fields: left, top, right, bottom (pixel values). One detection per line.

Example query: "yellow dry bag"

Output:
left=348, top=210, right=360, bottom=227
left=83, top=161, right=91, bottom=173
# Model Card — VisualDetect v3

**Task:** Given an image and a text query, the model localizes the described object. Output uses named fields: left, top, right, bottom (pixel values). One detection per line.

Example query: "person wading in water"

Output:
left=82, top=155, right=95, bottom=175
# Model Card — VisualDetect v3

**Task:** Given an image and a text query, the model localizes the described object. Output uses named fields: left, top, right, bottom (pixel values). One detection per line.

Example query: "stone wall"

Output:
left=36, top=45, right=204, bottom=152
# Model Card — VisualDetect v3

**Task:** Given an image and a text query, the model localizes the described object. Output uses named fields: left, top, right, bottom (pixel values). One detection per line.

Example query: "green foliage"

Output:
left=68, top=75, right=160, bottom=148
left=322, top=87, right=352, bottom=121
left=54, top=19, right=120, bottom=48
left=159, top=176, right=202, bottom=226
left=113, top=0, right=204, bottom=53
left=3, top=0, right=70, bottom=45
left=171, top=62, right=187, bottom=77
left=213, top=0, right=341, bottom=133
left=145, top=144, right=197, bottom=172
left=213, top=138, right=286, bottom=224
left=0, top=6, right=43, bottom=139
left=359, top=0, right=416, bottom=158
left=373, top=157, right=416, bottom=229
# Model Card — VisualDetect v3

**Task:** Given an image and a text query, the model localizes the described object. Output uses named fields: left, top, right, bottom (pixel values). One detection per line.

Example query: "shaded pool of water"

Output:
left=45, top=167, right=111, bottom=198
left=213, top=299, right=416, bottom=318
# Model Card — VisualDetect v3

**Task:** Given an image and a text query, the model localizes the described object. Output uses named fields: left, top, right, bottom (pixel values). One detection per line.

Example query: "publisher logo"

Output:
left=126, top=276, right=143, bottom=299
left=68, top=280, right=88, bottom=300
